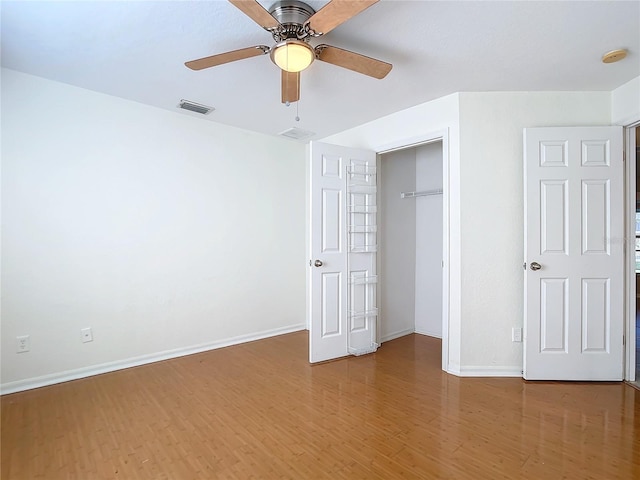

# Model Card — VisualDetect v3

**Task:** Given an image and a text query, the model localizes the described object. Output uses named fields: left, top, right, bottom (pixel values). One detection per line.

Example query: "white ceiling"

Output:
left=2, top=1, right=639, bottom=140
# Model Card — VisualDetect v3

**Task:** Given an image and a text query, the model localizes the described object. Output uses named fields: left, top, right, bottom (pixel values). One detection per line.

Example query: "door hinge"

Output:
left=523, top=262, right=526, bottom=270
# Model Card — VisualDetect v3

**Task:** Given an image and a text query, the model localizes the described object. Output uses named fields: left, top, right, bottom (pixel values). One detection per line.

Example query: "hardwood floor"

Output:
left=2, top=332, right=639, bottom=479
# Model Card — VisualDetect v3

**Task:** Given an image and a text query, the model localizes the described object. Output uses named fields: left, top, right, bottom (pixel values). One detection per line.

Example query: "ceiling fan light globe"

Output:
left=271, top=40, right=314, bottom=73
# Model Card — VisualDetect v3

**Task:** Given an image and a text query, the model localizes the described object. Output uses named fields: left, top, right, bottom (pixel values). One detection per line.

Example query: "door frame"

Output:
left=373, top=129, right=450, bottom=371
left=625, top=122, right=639, bottom=381
left=305, top=129, right=450, bottom=370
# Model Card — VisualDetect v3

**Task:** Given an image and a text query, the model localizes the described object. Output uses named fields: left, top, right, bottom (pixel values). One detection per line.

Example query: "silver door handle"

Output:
left=314, top=260, right=323, bottom=267
left=530, top=262, right=542, bottom=271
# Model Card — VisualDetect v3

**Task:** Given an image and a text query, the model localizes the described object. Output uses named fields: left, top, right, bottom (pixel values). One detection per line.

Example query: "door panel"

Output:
left=321, top=273, right=342, bottom=337
left=582, top=180, right=609, bottom=254
left=322, top=189, right=342, bottom=252
left=524, top=126, right=624, bottom=380
left=540, top=277, right=568, bottom=352
left=581, top=278, right=609, bottom=352
left=541, top=180, right=568, bottom=254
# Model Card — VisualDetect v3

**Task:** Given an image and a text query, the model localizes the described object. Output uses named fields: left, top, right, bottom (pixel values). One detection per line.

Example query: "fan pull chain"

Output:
left=284, top=97, right=300, bottom=122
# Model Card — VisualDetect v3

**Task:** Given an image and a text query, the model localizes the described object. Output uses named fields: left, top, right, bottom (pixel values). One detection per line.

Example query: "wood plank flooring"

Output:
left=2, top=332, right=639, bottom=479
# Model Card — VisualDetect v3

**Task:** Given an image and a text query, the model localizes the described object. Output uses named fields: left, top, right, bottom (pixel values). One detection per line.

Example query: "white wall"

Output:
left=415, top=142, right=443, bottom=338
left=324, top=91, right=613, bottom=376
left=457, top=91, right=611, bottom=374
left=611, top=76, right=640, bottom=125
left=379, top=149, right=416, bottom=341
left=1, top=69, right=307, bottom=392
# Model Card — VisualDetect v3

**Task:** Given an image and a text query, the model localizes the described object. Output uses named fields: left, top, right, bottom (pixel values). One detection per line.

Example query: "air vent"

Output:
left=178, top=99, right=214, bottom=115
left=279, top=127, right=315, bottom=140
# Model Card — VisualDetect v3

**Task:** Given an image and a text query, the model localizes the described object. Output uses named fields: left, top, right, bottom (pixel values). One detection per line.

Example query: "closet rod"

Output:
left=400, top=189, right=443, bottom=199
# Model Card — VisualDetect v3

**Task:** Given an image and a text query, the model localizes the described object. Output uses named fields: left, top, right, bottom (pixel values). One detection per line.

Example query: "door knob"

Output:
left=530, top=262, right=542, bottom=271
left=314, top=260, right=323, bottom=267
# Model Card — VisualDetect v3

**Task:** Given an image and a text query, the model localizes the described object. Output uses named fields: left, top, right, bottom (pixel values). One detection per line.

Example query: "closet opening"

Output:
left=378, top=141, right=444, bottom=347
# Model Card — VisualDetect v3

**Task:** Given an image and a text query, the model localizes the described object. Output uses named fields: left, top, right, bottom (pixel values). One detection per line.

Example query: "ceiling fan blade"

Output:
left=282, top=70, right=300, bottom=103
left=185, top=46, right=269, bottom=70
left=229, top=0, right=280, bottom=30
left=307, top=0, right=378, bottom=35
left=315, top=44, right=392, bottom=79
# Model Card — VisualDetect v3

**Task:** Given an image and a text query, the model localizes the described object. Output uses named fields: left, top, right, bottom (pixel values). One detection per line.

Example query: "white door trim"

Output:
left=371, top=129, right=451, bottom=372
left=625, top=123, right=639, bottom=381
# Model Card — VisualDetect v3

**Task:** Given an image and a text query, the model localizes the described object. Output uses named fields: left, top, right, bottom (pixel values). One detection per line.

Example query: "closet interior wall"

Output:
left=379, top=142, right=443, bottom=343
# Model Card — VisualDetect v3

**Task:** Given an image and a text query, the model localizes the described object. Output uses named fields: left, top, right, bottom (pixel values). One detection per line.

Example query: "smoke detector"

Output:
left=601, top=49, right=627, bottom=64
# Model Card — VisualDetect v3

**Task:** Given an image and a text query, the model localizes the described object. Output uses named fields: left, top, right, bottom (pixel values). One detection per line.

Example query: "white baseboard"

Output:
left=380, top=328, right=414, bottom=343
left=447, top=364, right=523, bottom=378
left=381, top=329, right=442, bottom=343
left=1, top=323, right=306, bottom=395
left=414, top=329, right=442, bottom=339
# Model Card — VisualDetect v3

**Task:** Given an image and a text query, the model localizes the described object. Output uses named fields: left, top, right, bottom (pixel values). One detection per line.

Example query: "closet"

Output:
left=378, top=142, right=444, bottom=342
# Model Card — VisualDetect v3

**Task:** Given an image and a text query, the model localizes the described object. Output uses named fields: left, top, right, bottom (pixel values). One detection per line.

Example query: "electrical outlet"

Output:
left=16, top=335, right=30, bottom=353
left=81, top=327, right=93, bottom=343
left=512, top=327, right=522, bottom=342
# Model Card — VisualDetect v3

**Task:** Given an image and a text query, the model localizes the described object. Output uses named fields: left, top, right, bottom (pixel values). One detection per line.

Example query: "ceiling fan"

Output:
left=185, top=0, right=392, bottom=104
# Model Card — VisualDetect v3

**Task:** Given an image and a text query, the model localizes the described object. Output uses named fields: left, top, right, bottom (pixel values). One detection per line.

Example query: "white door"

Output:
left=309, top=141, right=378, bottom=363
left=524, top=126, right=624, bottom=380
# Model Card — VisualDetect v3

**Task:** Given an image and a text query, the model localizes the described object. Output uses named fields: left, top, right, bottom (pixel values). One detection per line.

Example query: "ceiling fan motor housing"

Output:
left=269, top=0, right=315, bottom=40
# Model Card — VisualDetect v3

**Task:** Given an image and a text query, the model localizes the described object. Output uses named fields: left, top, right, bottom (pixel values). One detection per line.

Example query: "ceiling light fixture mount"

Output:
left=602, top=48, right=627, bottom=64
left=268, top=1, right=316, bottom=73
left=268, top=0, right=316, bottom=41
